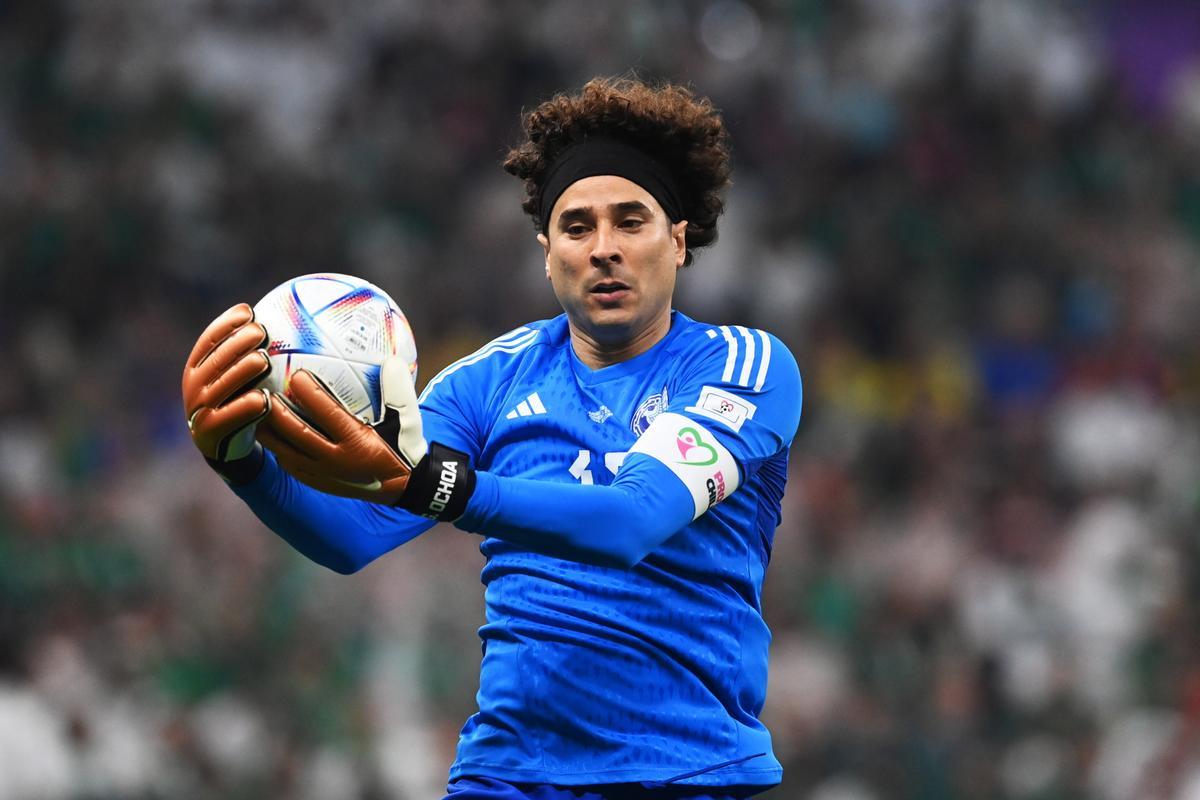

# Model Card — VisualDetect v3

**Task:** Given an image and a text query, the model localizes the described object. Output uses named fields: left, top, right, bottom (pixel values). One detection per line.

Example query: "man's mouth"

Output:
left=590, top=281, right=630, bottom=295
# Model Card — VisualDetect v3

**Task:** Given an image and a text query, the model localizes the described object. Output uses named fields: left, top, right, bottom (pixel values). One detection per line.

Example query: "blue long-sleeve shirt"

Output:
left=232, top=311, right=801, bottom=789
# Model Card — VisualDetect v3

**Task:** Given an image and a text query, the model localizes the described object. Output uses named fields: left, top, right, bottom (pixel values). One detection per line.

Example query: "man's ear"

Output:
left=538, top=233, right=551, bottom=280
left=672, top=220, right=688, bottom=268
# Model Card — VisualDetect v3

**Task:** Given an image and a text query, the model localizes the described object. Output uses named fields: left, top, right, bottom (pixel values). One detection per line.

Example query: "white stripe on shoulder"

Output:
left=735, top=325, right=756, bottom=387
left=754, top=329, right=772, bottom=391
left=489, top=326, right=534, bottom=346
left=705, top=328, right=718, bottom=339
left=419, top=328, right=539, bottom=400
left=718, top=325, right=738, bottom=382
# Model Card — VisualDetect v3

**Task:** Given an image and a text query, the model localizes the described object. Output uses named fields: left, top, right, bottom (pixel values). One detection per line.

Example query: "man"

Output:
left=182, top=77, right=802, bottom=799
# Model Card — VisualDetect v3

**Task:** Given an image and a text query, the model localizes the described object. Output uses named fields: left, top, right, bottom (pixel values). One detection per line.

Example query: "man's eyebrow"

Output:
left=612, top=200, right=653, bottom=215
left=556, top=200, right=655, bottom=228
left=557, top=206, right=593, bottom=225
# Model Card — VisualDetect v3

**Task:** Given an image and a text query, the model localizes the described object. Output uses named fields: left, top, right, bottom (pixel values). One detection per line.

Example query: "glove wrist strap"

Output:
left=398, top=442, right=475, bottom=521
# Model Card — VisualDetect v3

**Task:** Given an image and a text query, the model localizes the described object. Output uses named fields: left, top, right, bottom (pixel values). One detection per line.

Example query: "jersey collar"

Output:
left=568, top=310, right=687, bottom=386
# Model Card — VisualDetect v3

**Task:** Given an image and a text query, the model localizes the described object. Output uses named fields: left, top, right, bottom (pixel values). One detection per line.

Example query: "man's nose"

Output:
left=590, top=224, right=621, bottom=268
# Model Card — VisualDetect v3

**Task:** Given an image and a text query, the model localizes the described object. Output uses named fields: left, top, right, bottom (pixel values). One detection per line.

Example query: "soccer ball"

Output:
left=253, top=273, right=417, bottom=425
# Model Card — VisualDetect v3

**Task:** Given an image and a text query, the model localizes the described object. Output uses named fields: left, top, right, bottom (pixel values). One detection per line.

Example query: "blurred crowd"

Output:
left=2, top=0, right=1200, bottom=798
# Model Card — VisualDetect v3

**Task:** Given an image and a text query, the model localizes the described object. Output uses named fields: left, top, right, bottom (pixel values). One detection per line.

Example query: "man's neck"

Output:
left=568, top=311, right=672, bottom=370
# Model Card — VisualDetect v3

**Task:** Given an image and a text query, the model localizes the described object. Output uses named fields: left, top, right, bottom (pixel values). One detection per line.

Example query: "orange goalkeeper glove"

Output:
left=256, top=357, right=475, bottom=518
left=182, top=303, right=272, bottom=482
left=257, top=356, right=423, bottom=502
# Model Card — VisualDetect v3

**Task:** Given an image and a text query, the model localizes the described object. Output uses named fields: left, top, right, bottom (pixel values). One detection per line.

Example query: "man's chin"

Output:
left=573, top=309, right=638, bottom=342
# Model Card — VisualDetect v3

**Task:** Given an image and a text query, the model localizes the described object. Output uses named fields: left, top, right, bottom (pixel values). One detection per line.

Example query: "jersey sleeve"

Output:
left=230, top=449, right=436, bottom=574
left=457, top=458, right=695, bottom=569
left=224, top=339, right=502, bottom=574
left=626, top=326, right=801, bottom=519
left=418, top=375, right=482, bottom=460
left=417, top=325, right=540, bottom=460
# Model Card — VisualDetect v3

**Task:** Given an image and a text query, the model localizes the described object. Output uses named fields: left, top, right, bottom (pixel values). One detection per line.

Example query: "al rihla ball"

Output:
left=253, top=273, right=417, bottom=425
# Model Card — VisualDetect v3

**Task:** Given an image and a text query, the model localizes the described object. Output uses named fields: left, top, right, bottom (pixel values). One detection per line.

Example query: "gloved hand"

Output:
left=182, top=303, right=272, bottom=482
left=256, top=356, right=475, bottom=519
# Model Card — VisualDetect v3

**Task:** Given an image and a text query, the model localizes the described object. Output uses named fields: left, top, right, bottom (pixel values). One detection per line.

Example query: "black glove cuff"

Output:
left=397, top=442, right=476, bottom=521
left=205, top=443, right=266, bottom=485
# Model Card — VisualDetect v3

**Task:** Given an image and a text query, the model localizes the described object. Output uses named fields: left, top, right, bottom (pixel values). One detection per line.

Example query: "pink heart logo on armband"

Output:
left=675, top=426, right=719, bottom=466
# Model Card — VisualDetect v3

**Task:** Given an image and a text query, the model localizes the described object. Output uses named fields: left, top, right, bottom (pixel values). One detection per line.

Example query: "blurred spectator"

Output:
left=3, top=1, right=1200, bottom=798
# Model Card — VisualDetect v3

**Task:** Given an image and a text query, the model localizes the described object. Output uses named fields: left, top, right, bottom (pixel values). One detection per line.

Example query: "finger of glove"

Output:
left=196, top=349, right=271, bottom=410
left=186, top=304, right=255, bottom=370
left=183, top=321, right=268, bottom=413
left=189, top=390, right=269, bottom=459
left=288, top=370, right=365, bottom=443
left=259, top=393, right=340, bottom=460
left=196, top=322, right=268, bottom=385
left=379, top=356, right=428, bottom=466
left=257, top=426, right=326, bottom=474
left=258, top=425, right=388, bottom=491
left=285, top=371, right=411, bottom=479
left=380, top=355, right=419, bottom=409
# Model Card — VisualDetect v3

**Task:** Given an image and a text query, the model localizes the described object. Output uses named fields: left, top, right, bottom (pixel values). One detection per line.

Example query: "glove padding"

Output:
left=256, top=356, right=428, bottom=504
left=182, top=303, right=272, bottom=469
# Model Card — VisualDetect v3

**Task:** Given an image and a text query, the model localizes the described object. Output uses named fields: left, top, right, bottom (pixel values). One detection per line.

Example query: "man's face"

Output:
left=539, top=175, right=688, bottom=347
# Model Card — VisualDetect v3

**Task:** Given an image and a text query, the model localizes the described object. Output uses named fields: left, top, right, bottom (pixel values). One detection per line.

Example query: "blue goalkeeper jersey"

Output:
left=232, top=310, right=801, bottom=789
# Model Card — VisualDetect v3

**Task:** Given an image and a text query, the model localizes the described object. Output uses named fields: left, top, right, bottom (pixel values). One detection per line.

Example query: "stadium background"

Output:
left=3, top=1, right=1200, bottom=798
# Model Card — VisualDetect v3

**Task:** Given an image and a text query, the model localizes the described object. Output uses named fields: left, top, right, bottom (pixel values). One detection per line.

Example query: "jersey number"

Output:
left=568, top=450, right=627, bottom=484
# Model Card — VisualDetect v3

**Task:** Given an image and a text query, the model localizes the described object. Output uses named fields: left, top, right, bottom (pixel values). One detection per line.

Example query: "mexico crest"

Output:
left=631, top=386, right=669, bottom=436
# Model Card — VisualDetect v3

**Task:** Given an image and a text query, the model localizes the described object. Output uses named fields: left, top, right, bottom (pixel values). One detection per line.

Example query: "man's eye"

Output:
left=619, top=218, right=644, bottom=229
left=566, top=224, right=588, bottom=235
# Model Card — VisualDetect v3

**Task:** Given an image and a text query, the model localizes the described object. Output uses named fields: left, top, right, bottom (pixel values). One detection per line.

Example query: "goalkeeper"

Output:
left=182, top=77, right=802, bottom=800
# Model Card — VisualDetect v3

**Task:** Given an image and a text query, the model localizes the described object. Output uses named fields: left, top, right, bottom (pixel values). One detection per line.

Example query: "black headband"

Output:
left=537, top=137, right=684, bottom=233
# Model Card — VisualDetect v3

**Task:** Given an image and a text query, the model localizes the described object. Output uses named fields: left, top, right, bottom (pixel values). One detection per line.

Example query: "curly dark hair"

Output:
left=503, top=76, right=732, bottom=267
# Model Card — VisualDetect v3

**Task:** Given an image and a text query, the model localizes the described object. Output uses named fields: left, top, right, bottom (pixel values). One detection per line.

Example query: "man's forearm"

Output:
left=232, top=448, right=435, bottom=573
left=455, top=455, right=695, bottom=569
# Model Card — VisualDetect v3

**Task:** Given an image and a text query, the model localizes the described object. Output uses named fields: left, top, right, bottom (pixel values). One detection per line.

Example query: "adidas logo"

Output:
left=505, top=392, right=547, bottom=419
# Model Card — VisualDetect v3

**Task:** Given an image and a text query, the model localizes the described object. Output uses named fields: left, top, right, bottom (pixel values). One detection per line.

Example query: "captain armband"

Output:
left=627, top=412, right=740, bottom=521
